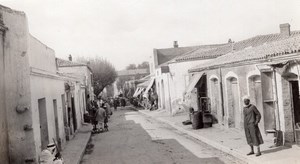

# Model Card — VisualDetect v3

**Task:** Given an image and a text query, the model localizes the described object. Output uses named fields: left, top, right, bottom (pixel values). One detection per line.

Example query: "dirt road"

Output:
left=81, top=107, right=245, bottom=164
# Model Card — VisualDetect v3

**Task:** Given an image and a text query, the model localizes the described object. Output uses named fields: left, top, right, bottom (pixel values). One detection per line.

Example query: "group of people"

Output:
left=88, top=99, right=113, bottom=133
left=110, top=96, right=126, bottom=110
left=132, top=89, right=158, bottom=111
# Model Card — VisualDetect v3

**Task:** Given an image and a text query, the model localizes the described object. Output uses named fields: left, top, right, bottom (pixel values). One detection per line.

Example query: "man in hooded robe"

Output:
left=243, top=95, right=264, bottom=156
left=39, top=143, right=63, bottom=164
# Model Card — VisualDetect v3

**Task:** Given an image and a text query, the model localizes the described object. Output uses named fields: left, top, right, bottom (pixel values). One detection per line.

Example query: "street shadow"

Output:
left=82, top=109, right=231, bottom=164
left=261, top=145, right=291, bottom=155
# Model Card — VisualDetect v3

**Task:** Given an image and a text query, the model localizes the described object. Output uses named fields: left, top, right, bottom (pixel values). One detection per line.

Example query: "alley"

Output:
left=80, top=108, right=245, bottom=164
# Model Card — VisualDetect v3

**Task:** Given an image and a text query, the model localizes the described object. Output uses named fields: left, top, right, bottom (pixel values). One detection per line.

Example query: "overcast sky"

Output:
left=1, top=0, right=300, bottom=70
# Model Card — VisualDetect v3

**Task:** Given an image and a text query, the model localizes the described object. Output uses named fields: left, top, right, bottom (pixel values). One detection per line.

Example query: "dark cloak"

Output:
left=243, top=104, right=264, bottom=146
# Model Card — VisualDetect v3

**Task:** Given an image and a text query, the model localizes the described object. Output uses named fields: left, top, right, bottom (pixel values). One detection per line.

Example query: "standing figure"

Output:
left=113, top=98, right=118, bottom=111
left=243, top=96, right=264, bottom=156
left=95, top=101, right=106, bottom=132
left=91, top=100, right=99, bottom=131
left=103, top=102, right=109, bottom=131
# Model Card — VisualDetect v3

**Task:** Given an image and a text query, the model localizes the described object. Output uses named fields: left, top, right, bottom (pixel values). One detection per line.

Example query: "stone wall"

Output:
left=30, top=75, right=66, bottom=156
left=0, top=5, right=91, bottom=163
left=191, top=65, right=259, bottom=129
left=190, top=60, right=300, bottom=143
left=28, top=35, right=56, bottom=73
left=1, top=6, right=36, bottom=163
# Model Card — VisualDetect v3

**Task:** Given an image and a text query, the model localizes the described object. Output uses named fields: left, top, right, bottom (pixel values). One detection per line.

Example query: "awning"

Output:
left=144, top=78, right=155, bottom=93
left=132, top=88, right=140, bottom=97
left=137, top=80, right=150, bottom=88
left=185, top=72, right=204, bottom=93
left=133, top=88, right=144, bottom=97
left=133, top=88, right=141, bottom=97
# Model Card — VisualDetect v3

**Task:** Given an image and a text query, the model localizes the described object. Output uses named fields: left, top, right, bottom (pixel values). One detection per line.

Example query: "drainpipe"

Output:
left=219, top=67, right=225, bottom=124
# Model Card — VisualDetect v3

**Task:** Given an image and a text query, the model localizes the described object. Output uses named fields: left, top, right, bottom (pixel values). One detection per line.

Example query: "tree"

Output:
left=77, top=56, right=117, bottom=97
left=137, top=61, right=149, bottom=70
left=126, top=64, right=137, bottom=70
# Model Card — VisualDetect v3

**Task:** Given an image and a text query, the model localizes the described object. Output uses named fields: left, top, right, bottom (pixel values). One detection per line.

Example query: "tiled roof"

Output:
left=117, top=69, right=149, bottom=76
left=56, top=58, right=87, bottom=67
left=176, top=31, right=300, bottom=62
left=174, top=44, right=232, bottom=62
left=156, top=44, right=225, bottom=66
left=189, top=35, right=300, bottom=72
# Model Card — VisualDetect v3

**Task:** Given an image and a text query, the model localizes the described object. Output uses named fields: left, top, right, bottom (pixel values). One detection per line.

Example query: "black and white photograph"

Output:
left=0, top=0, right=300, bottom=163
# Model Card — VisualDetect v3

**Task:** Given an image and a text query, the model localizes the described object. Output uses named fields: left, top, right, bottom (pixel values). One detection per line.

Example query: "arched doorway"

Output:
left=226, top=77, right=240, bottom=128
left=248, top=75, right=264, bottom=132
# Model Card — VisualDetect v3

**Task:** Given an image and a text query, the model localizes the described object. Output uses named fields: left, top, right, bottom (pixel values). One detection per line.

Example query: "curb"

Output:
left=76, top=132, right=91, bottom=164
left=139, top=110, right=258, bottom=164
left=62, top=124, right=92, bottom=164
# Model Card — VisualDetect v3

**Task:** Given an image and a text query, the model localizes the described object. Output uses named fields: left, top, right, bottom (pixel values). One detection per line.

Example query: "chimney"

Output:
left=280, top=23, right=290, bottom=37
left=68, top=54, right=72, bottom=61
left=228, top=38, right=235, bottom=51
left=173, top=41, right=178, bottom=48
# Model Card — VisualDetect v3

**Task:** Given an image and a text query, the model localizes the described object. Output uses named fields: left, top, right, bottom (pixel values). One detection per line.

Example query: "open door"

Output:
left=290, top=81, right=300, bottom=143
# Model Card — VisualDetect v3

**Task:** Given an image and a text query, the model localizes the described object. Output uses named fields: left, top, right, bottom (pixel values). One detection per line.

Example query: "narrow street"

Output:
left=81, top=107, right=245, bottom=164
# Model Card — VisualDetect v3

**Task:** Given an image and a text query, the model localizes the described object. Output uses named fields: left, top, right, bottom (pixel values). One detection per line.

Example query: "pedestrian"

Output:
left=95, top=101, right=106, bottom=132
left=113, top=98, right=118, bottom=111
left=121, top=97, right=126, bottom=107
left=91, top=100, right=99, bottom=131
left=243, top=95, right=264, bottom=156
left=153, top=91, right=158, bottom=110
left=105, top=101, right=112, bottom=116
left=86, top=95, right=93, bottom=123
left=101, top=102, right=110, bottom=131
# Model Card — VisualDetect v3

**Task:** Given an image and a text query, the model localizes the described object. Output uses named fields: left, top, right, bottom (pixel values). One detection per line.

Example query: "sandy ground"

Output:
left=81, top=107, right=245, bottom=164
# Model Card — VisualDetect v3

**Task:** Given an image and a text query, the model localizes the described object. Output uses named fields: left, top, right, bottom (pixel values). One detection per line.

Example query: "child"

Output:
left=104, top=116, right=108, bottom=131
left=102, top=102, right=109, bottom=132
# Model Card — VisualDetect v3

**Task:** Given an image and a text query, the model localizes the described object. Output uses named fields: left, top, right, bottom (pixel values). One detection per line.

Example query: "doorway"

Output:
left=227, top=77, right=240, bottom=128
left=210, top=78, right=220, bottom=123
left=71, top=96, right=77, bottom=131
left=248, top=75, right=265, bottom=132
left=291, top=81, right=300, bottom=143
left=61, top=94, right=67, bottom=131
left=53, top=99, right=61, bottom=150
left=196, top=75, right=207, bottom=111
left=38, top=98, right=49, bottom=150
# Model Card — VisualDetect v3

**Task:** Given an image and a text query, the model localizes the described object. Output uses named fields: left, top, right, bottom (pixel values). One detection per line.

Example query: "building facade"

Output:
left=152, top=41, right=227, bottom=115
left=188, top=24, right=300, bottom=144
left=0, top=5, right=92, bottom=163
